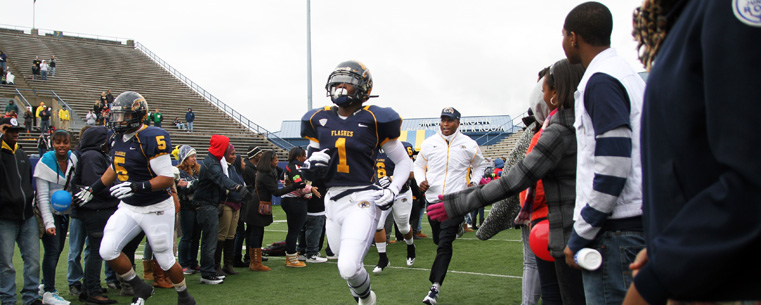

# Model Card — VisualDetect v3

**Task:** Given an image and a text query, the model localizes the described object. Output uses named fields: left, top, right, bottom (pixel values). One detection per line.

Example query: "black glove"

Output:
left=235, top=184, right=250, bottom=199
left=293, top=181, right=306, bottom=189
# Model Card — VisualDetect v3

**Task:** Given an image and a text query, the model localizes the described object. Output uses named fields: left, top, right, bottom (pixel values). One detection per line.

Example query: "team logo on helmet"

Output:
left=132, top=98, right=146, bottom=111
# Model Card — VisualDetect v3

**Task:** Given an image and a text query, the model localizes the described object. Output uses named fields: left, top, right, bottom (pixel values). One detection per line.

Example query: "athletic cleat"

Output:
left=358, top=290, right=376, bottom=305
left=406, top=244, right=416, bottom=266
left=422, top=287, right=439, bottom=305
left=177, top=292, right=197, bottom=305
left=130, top=297, right=147, bottom=305
left=372, top=255, right=389, bottom=274
left=130, top=280, right=154, bottom=304
left=200, top=275, right=224, bottom=285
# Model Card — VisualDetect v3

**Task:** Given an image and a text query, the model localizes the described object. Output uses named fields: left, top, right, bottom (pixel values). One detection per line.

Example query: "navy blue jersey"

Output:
left=373, top=141, right=413, bottom=193
left=301, top=105, right=402, bottom=188
left=110, top=126, right=172, bottom=206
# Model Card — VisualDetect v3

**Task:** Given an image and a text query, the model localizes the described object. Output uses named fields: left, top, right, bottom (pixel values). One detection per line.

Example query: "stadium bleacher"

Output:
left=0, top=27, right=288, bottom=160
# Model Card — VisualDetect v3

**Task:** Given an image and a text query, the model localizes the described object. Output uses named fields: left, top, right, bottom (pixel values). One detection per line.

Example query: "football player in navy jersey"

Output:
left=300, top=60, right=412, bottom=305
left=371, top=141, right=416, bottom=274
left=74, top=92, right=195, bottom=305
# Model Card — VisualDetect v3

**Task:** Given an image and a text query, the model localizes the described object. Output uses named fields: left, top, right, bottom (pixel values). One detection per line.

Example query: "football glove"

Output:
left=73, top=186, right=94, bottom=207
left=378, top=176, right=391, bottom=189
left=301, top=148, right=331, bottom=180
left=110, top=182, right=136, bottom=200
left=375, top=188, right=396, bottom=211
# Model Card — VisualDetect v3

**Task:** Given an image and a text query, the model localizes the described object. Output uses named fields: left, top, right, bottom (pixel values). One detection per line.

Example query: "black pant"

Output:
left=535, top=254, right=562, bottom=305
left=280, top=197, right=307, bottom=253
left=248, top=225, right=265, bottom=249
left=78, top=208, right=117, bottom=297
left=428, top=217, right=461, bottom=285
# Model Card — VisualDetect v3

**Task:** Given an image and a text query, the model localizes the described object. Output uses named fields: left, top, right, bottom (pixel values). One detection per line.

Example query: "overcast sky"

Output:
left=3, top=0, right=644, bottom=131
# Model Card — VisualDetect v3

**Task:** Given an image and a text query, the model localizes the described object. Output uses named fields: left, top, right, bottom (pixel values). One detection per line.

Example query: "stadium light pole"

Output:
left=32, top=0, right=36, bottom=29
left=306, top=0, right=313, bottom=111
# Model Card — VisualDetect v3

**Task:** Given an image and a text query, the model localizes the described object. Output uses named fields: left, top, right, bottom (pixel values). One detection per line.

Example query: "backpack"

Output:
left=261, top=240, right=287, bottom=256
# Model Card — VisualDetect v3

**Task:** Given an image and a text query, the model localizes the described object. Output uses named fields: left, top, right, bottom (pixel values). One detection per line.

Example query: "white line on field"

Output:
left=256, top=256, right=522, bottom=279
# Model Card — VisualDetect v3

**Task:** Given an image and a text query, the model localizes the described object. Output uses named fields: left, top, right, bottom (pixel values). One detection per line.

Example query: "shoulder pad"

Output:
left=363, top=105, right=401, bottom=124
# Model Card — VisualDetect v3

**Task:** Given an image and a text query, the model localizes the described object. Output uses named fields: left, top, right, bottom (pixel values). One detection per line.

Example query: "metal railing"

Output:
left=14, top=88, right=32, bottom=110
left=0, top=24, right=129, bottom=45
left=14, top=88, right=81, bottom=131
left=133, top=41, right=295, bottom=150
left=473, top=111, right=528, bottom=146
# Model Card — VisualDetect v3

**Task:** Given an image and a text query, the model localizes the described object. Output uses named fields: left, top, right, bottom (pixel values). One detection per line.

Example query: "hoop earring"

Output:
left=550, top=96, right=558, bottom=106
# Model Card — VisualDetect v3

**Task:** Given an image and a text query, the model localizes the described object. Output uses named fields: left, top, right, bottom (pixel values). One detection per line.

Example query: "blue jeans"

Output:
left=299, top=215, right=325, bottom=256
left=40, top=120, right=49, bottom=134
left=41, top=214, right=68, bottom=293
left=187, top=121, right=193, bottom=132
left=521, top=225, right=541, bottom=305
left=67, top=217, right=86, bottom=288
left=196, top=205, right=219, bottom=277
left=0, top=217, right=40, bottom=305
left=178, top=208, right=201, bottom=268
left=581, top=230, right=644, bottom=305
left=41, top=71, right=48, bottom=80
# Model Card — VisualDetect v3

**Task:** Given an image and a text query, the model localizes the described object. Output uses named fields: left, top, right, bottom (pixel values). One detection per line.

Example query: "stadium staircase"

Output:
left=480, top=128, right=526, bottom=160
left=0, top=27, right=290, bottom=160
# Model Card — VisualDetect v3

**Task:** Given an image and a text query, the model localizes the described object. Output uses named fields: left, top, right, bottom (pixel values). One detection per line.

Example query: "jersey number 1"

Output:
left=335, top=138, right=349, bottom=173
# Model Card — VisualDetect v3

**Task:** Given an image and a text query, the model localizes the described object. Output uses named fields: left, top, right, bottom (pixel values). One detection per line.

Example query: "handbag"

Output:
left=255, top=185, right=272, bottom=216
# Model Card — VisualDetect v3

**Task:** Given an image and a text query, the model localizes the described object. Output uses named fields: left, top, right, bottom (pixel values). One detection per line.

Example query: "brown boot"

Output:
left=249, top=248, right=270, bottom=271
left=151, top=260, right=173, bottom=289
left=142, top=260, right=154, bottom=281
left=285, top=252, right=306, bottom=268
left=222, top=239, right=238, bottom=275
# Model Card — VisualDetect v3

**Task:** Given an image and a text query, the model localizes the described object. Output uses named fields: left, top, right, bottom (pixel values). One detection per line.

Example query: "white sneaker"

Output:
left=42, top=291, right=71, bottom=305
left=306, top=254, right=328, bottom=263
left=38, top=284, right=44, bottom=298
left=200, top=275, right=224, bottom=285
left=358, top=290, right=376, bottom=305
left=326, top=254, right=338, bottom=260
left=298, top=253, right=307, bottom=261
left=423, top=287, right=439, bottom=305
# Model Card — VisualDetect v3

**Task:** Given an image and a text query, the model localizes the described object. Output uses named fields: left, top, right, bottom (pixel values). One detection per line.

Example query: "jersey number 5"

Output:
left=156, top=135, right=166, bottom=150
left=114, top=156, right=129, bottom=181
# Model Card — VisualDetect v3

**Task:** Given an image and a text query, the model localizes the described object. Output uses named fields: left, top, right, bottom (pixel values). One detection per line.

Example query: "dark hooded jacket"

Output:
left=192, top=135, right=239, bottom=207
left=71, top=126, right=118, bottom=214
left=0, top=138, right=34, bottom=221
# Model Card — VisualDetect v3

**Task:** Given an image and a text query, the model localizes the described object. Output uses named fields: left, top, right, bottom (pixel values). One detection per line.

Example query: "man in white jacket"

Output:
left=413, top=107, right=486, bottom=305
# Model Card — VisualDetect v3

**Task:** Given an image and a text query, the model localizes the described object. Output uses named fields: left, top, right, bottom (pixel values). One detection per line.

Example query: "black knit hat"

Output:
left=247, top=145, right=262, bottom=159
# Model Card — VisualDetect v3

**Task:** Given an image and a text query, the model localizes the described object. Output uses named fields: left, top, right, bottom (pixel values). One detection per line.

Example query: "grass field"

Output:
left=11, top=208, right=526, bottom=304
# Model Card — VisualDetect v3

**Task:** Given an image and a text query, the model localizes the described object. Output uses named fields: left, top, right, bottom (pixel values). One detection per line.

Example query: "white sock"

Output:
left=174, top=279, right=187, bottom=292
left=404, top=238, right=414, bottom=245
left=376, top=242, right=387, bottom=253
left=121, top=269, right=137, bottom=281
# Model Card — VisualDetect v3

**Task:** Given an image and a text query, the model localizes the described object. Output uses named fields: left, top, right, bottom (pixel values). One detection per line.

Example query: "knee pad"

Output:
left=337, top=259, right=361, bottom=280
left=99, top=240, right=120, bottom=262
left=397, top=222, right=411, bottom=235
left=154, top=251, right=177, bottom=271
